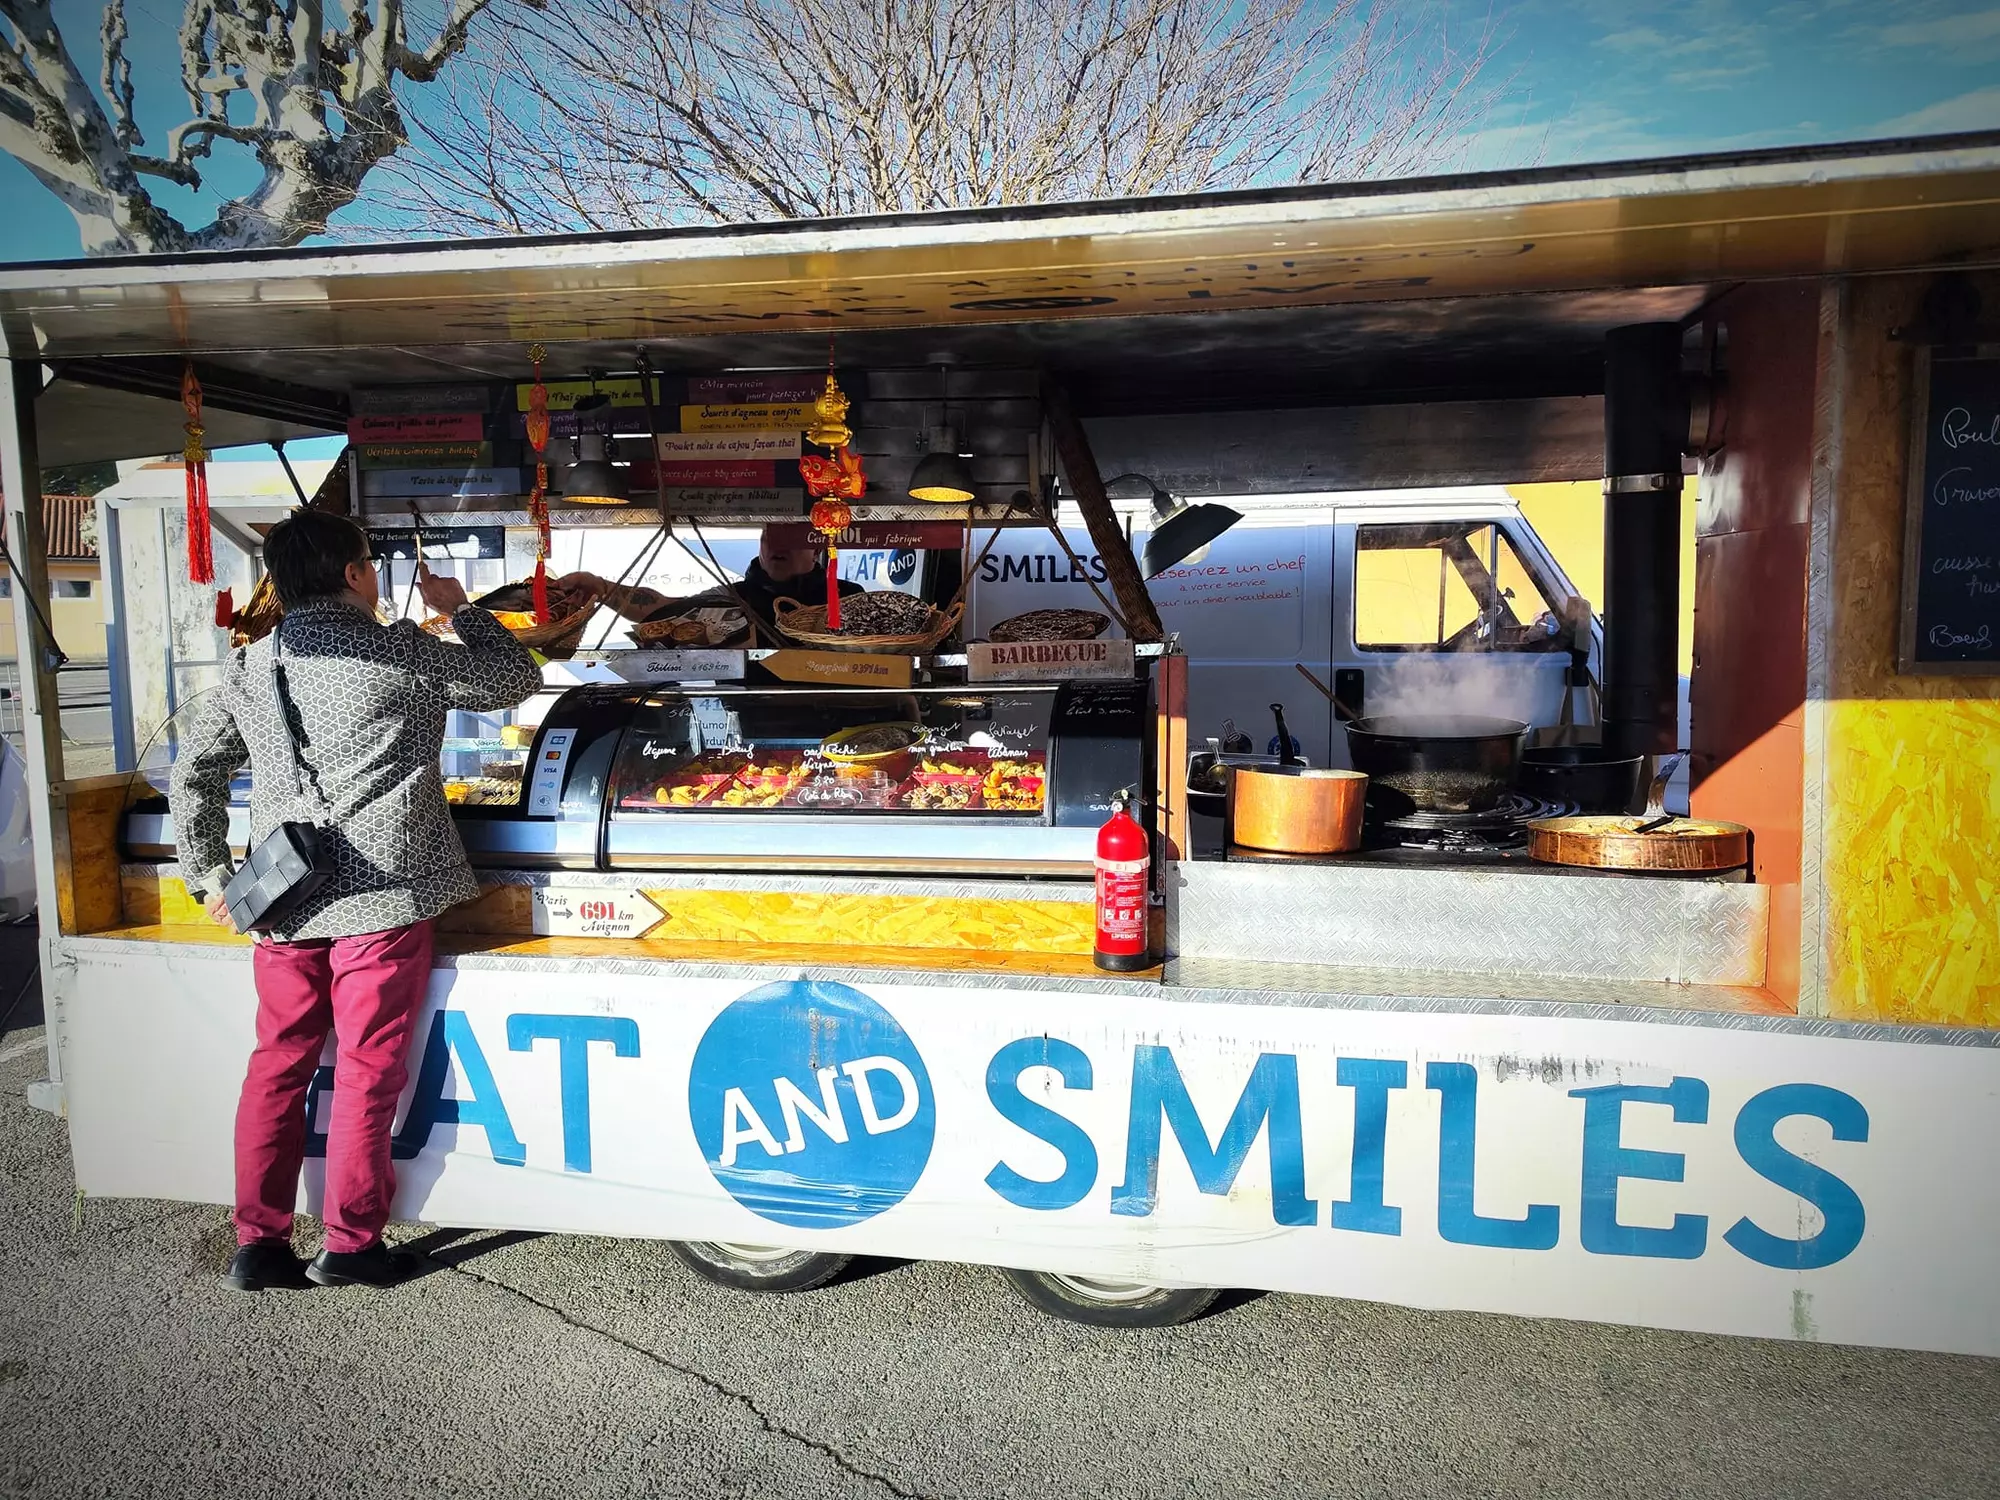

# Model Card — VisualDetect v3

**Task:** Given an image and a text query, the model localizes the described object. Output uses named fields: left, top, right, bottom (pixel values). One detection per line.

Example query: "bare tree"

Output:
left=384, top=0, right=1496, bottom=235
left=0, top=0, right=507, bottom=254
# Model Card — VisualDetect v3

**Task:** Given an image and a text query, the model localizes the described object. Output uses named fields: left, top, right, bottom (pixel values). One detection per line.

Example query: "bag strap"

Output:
left=271, top=616, right=335, bottom=819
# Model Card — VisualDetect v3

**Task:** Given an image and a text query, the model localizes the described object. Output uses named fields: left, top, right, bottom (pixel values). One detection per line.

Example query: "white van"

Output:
left=966, top=487, right=1603, bottom=769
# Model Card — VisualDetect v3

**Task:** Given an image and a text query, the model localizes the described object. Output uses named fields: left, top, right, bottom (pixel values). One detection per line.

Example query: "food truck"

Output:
left=5, top=134, right=2000, bottom=1347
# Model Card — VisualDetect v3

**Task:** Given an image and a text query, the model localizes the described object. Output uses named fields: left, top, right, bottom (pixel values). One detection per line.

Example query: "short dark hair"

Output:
left=264, top=511, right=370, bottom=608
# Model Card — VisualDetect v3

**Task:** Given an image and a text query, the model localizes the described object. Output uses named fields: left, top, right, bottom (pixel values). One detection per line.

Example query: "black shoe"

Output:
left=223, top=1240, right=309, bottom=1292
left=306, top=1242, right=425, bottom=1288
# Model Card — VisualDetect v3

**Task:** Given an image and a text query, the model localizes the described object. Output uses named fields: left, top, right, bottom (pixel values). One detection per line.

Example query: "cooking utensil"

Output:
left=1527, top=754, right=1748, bottom=871
left=1294, top=662, right=1367, bottom=726
left=1270, top=703, right=1301, bottom=767
left=1343, top=714, right=1529, bottom=815
left=1229, top=765, right=1368, bottom=854
left=1518, top=745, right=1645, bottom=814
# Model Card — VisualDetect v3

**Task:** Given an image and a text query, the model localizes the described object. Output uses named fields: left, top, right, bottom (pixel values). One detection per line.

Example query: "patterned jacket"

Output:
left=171, top=597, right=542, bottom=941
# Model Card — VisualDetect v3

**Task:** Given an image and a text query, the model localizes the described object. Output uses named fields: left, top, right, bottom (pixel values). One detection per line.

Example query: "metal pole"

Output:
left=0, top=358, right=65, bottom=1103
left=100, top=497, right=136, bottom=771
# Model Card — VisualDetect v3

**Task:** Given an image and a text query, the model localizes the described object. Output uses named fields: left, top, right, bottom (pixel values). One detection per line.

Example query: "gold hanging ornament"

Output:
left=797, top=343, right=864, bottom=629
left=805, top=370, right=852, bottom=450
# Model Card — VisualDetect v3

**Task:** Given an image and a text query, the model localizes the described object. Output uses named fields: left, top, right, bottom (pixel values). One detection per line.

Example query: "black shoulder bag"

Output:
left=222, top=618, right=334, bottom=934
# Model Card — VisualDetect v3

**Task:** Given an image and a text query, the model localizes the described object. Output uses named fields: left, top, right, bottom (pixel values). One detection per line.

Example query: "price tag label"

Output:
left=761, top=649, right=915, bottom=687
left=531, top=886, right=667, bottom=940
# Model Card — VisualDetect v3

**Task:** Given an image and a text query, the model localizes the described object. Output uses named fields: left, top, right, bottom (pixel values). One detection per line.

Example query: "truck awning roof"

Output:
left=3, top=132, right=1997, bottom=368
left=4, top=133, right=1998, bottom=465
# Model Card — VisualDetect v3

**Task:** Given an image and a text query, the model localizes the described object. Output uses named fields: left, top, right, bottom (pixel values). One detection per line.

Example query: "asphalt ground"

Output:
left=3, top=986, right=1998, bottom=1498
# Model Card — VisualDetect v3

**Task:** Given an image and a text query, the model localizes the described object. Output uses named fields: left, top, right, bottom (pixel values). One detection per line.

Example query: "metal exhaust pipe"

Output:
left=1602, top=324, right=1689, bottom=762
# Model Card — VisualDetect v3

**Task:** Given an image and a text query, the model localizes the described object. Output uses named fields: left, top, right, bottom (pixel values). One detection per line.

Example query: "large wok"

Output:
left=1343, top=714, right=1529, bottom=815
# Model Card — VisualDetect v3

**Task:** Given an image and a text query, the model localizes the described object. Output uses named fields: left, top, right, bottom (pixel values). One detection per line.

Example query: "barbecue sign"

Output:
left=968, top=639, right=1134, bottom=682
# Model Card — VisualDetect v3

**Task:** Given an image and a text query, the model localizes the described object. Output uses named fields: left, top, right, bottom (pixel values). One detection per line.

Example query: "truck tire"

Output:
left=668, top=1241, right=851, bottom=1294
left=999, top=1267, right=1221, bottom=1328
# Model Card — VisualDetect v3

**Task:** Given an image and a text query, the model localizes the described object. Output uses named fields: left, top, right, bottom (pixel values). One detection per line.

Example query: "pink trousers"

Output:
left=235, top=921, right=434, bottom=1253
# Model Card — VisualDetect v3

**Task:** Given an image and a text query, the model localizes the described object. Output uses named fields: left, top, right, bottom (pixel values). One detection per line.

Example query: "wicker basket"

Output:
left=503, top=592, right=602, bottom=660
left=772, top=597, right=964, bottom=653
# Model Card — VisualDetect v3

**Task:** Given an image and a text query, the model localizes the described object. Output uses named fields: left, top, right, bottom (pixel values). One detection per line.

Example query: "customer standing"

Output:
left=171, top=512, right=541, bottom=1292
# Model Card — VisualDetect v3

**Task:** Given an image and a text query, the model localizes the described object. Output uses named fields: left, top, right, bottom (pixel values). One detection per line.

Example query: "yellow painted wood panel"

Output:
left=640, top=889, right=1094, bottom=955
left=1818, top=274, right=2000, bottom=1027
left=1823, top=699, right=2000, bottom=1026
left=118, top=867, right=1094, bottom=955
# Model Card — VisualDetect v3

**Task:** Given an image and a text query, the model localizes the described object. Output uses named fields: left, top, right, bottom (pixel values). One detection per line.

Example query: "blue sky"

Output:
left=3, top=0, right=1999, bottom=263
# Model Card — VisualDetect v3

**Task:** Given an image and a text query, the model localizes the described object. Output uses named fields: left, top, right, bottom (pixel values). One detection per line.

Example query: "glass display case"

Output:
left=610, top=689, right=1051, bottom=817
left=454, top=681, right=1152, bottom=876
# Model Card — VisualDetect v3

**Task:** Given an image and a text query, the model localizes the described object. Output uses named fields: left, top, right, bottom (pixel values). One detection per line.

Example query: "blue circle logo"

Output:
left=887, top=548, right=918, bottom=586
left=689, top=981, right=935, bottom=1229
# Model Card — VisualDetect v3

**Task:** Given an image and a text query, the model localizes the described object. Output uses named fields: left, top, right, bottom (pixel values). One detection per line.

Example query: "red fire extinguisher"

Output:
left=1094, top=789, right=1151, bottom=972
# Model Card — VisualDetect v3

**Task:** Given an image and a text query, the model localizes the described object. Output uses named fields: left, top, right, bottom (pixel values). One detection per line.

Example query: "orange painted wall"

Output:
left=1689, top=284, right=1821, bottom=1008
left=1818, top=275, right=2000, bottom=1026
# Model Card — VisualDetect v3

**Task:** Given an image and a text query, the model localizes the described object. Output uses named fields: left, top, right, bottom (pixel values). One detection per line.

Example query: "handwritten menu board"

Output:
left=1901, top=354, right=2000, bottom=672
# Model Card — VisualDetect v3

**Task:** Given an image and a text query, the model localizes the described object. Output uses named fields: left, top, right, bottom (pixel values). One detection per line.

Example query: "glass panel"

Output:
left=440, top=688, right=563, bottom=812
left=1355, top=522, right=1564, bottom=653
left=611, top=688, right=1055, bottom=816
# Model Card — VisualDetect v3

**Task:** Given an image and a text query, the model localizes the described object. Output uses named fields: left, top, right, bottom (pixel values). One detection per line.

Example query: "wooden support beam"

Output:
left=1041, top=378, right=1165, bottom=642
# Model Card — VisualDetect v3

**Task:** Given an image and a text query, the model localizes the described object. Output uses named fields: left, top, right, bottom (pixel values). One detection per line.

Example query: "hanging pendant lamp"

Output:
left=908, top=361, right=976, bottom=503
left=560, top=391, right=629, bottom=505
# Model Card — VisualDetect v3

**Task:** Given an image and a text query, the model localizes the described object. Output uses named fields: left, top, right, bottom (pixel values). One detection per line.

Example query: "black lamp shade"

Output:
left=562, top=460, right=628, bottom=504
left=1141, top=502, right=1242, bottom=578
left=562, top=426, right=629, bottom=504
left=908, top=444, right=976, bottom=502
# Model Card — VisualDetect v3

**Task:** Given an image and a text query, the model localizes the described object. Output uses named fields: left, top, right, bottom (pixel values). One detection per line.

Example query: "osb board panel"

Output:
left=78, top=924, right=1145, bottom=981
left=1691, top=526, right=1808, bottom=883
left=442, top=881, right=1094, bottom=955
left=1819, top=274, right=2000, bottom=1026
left=1698, top=283, right=1821, bottom=537
left=641, top=889, right=1094, bottom=954
left=55, top=781, right=135, bottom=936
left=1691, top=716, right=1803, bottom=887
left=435, top=933, right=1148, bottom=981
left=121, top=867, right=210, bottom=928
left=126, top=869, right=1096, bottom=956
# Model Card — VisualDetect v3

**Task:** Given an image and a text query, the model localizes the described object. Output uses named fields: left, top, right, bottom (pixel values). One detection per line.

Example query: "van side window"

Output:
left=1354, top=522, right=1560, bottom=652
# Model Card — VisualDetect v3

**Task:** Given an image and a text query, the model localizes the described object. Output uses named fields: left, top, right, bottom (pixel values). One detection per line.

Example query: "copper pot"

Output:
left=1229, top=766, right=1368, bottom=854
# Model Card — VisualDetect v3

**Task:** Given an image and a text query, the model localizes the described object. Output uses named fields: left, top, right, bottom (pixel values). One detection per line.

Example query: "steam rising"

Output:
left=1362, top=655, right=1545, bottom=728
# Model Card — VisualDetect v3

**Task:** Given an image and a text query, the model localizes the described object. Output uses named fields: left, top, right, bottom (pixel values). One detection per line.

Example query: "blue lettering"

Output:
left=1427, top=1062, right=1559, bottom=1250
left=1724, top=1084, right=1868, bottom=1270
left=1571, top=1076, right=1709, bottom=1259
left=1111, top=1046, right=1315, bottom=1226
left=1331, top=1057, right=1405, bottom=1236
left=983, top=1037, right=1098, bottom=1210
left=506, top=1013, right=641, bottom=1174
left=392, top=1009, right=526, bottom=1166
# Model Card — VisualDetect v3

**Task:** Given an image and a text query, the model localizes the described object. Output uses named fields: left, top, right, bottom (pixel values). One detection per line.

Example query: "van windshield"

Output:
left=1354, top=522, right=1560, bottom=652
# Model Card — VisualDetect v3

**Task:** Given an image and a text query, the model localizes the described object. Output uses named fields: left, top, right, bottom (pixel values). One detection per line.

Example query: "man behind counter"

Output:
left=557, top=523, right=862, bottom=632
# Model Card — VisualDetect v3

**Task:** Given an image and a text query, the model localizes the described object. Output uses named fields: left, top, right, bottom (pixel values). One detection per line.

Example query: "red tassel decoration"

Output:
left=182, top=365, right=214, bottom=585
left=808, top=497, right=852, bottom=632
left=525, top=344, right=552, bottom=624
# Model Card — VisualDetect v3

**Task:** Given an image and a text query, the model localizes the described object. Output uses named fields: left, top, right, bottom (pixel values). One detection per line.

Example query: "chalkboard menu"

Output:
left=1900, top=353, right=2000, bottom=673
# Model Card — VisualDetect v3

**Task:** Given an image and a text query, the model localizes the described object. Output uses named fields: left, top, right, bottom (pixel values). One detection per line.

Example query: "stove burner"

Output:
left=1371, top=791, right=1579, bottom=852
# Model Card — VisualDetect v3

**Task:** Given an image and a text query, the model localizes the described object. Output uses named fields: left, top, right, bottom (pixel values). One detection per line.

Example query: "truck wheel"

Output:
left=668, top=1241, right=851, bottom=1293
left=999, top=1267, right=1221, bottom=1328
